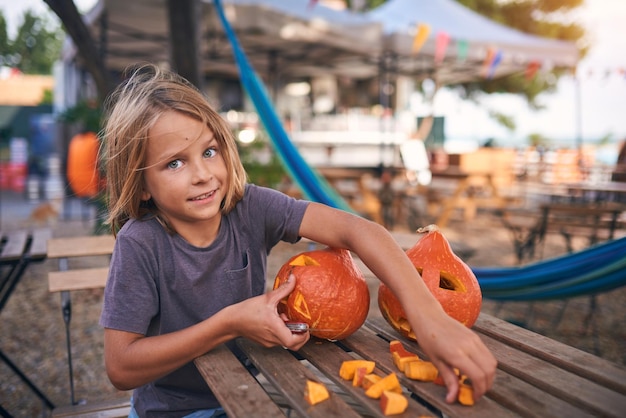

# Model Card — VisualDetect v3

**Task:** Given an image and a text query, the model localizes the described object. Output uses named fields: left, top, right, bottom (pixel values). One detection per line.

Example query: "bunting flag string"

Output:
left=404, top=24, right=626, bottom=82
left=412, top=23, right=431, bottom=55
left=481, top=48, right=502, bottom=79
left=434, top=31, right=450, bottom=64
left=456, top=39, right=469, bottom=62
left=525, top=61, right=541, bottom=80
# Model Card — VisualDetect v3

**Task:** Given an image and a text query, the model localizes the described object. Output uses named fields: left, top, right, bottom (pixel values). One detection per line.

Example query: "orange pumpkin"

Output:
left=273, top=247, right=369, bottom=341
left=378, top=225, right=482, bottom=340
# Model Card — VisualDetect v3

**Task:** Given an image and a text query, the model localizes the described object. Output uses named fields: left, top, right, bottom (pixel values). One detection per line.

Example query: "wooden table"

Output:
left=195, top=315, right=626, bottom=418
left=430, top=168, right=504, bottom=227
left=1, top=229, right=54, bottom=412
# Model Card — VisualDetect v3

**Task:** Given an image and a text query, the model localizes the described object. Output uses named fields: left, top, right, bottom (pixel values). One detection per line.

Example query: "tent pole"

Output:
left=574, top=68, right=584, bottom=179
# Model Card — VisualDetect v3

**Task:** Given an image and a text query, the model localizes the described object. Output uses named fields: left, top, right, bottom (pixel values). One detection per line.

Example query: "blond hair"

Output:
left=102, top=64, right=247, bottom=234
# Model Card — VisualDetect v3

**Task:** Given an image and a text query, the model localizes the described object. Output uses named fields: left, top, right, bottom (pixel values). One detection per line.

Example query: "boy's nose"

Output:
left=192, top=160, right=212, bottom=182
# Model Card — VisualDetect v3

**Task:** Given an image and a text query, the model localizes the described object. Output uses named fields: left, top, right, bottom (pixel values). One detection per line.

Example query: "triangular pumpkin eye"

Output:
left=289, top=254, right=320, bottom=267
left=439, top=272, right=466, bottom=292
left=293, top=290, right=312, bottom=320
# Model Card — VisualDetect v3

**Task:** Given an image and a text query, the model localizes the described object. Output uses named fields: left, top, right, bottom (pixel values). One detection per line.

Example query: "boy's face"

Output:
left=141, top=110, right=228, bottom=244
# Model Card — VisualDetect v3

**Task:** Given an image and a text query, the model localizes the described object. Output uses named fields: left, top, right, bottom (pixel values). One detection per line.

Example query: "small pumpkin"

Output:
left=273, top=247, right=369, bottom=341
left=378, top=225, right=482, bottom=340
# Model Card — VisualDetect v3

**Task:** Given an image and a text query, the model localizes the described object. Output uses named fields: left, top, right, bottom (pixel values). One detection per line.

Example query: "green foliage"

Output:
left=528, top=132, right=550, bottom=148
left=454, top=0, right=585, bottom=107
left=0, top=9, right=63, bottom=74
left=237, top=133, right=287, bottom=188
left=58, top=100, right=103, bottom=133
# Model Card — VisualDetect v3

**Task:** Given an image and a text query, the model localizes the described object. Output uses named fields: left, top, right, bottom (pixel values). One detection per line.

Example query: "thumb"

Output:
left=270, top=274, right=296, bottom=303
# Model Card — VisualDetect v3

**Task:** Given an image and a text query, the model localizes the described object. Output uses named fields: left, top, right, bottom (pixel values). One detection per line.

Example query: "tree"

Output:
left=0, top=10, right=63, bottom=74
left=454, top=0, right=585, bottom=108
left=349, top=0, right=585, bottom=109
left=43, top=0, right=114, bottom=102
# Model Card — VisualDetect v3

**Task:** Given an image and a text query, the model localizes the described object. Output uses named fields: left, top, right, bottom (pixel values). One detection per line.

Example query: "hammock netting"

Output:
left=214, top=0, right=626, bottom=302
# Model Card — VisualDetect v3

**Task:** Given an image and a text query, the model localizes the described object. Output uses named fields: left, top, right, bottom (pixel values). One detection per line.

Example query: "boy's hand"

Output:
left=233, top=274, right=309, bottom=351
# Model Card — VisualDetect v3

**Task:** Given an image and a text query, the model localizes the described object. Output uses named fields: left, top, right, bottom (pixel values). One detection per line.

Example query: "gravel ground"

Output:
left=1, top=200, right=625, bottom=416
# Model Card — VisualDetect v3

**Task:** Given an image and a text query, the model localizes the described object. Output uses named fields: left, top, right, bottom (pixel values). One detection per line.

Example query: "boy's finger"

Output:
left=270, top=274, right=296, bottom=303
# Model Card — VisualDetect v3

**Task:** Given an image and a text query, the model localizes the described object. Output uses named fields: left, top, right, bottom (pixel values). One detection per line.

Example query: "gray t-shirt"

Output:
left=100, top=184, right=309, bottom=417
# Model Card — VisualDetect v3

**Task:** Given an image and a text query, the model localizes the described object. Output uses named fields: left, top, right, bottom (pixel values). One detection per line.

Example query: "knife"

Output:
left=285, top=321, right=337, bottom=334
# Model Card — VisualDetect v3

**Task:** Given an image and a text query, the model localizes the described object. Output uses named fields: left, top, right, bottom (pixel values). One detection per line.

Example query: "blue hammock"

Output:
left=214, top=0, right=626, bottom=302
left=214, top=0, right=353, bottom=212
left=473, top=236, right=626, bottom=300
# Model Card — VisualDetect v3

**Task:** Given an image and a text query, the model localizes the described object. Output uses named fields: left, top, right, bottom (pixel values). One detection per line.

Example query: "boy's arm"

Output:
left=298, top=202, right=497, bottom=403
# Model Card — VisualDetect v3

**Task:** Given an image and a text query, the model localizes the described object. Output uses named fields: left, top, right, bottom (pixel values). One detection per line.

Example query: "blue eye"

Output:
left=167, top=159, right=183, bottom=169
left=204, top=148, right=217, bottom=158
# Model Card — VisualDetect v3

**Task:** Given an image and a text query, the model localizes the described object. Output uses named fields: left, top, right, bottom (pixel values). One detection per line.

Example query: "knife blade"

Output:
left=285, top=321, right=337, bottom=334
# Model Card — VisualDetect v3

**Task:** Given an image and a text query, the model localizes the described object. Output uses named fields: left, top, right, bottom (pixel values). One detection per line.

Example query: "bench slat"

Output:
left=48, top=267, right=110, bottom=292
left=237, top=339, right=363, bottom=418
left=47, top=235, right=115, bottom=259
left=52, top=397, right=131, bottom=418
left=194, top=344, right=285, bottom=418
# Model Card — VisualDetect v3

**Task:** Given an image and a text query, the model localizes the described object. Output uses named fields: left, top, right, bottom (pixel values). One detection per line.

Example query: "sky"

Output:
left=2, top=0, right=625, bottom=152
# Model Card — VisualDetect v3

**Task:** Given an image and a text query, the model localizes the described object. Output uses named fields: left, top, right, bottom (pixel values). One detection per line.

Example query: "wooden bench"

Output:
left=501, top=202, right=626, bottom=264
left=195, top=314, right=626, bottom=417
left=51, top=398, right=130, bottom=418
left=46, top=235, right=118, bottom=415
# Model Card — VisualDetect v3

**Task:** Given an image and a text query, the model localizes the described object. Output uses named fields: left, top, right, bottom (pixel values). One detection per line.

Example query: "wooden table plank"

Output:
left=352, top=322, right=518, bottom=418
left=28, top=229, right=51, bottom=260
left=478, top=332, right=625, bottom=417
left=298, top=336, right=435, bottom=417
left=194, top=344, right=285, bottom=418
left=366, top=316, right=610, bottom=418
left=474, top=314, right=626, bottom=395
left=237, top=339, right=362, bottom=418
left=1, top=230, right=28, bottom=261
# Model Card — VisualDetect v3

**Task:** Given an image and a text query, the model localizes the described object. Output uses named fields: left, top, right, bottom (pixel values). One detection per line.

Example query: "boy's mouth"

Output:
left=190, top=190, right=215, bottom=201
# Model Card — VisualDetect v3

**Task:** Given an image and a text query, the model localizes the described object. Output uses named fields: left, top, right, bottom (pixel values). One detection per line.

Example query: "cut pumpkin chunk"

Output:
left=365, top=372, right=401, bottom=399
left=339, top=360, right=375, bottom=380
left=304, top=380, right=329, bottom=406
left=380, top=390, right=409, bottom=416
left=404, top=360, right=438, bottom=381
left=458, top=382, right=475, bottom=406
left=352, top=366, right=369, bottom=387
left=362, top=373, right=382, bottom=390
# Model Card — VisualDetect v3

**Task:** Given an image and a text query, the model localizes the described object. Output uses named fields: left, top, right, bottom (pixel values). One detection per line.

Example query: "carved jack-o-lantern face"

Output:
left=378, top=225, right=482, bottom=340
left=273, top=247, right=370, bottom=341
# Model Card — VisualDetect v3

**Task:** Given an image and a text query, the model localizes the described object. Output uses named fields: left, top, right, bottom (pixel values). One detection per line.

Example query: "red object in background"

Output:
left=0, top=162, right=27, bottom=192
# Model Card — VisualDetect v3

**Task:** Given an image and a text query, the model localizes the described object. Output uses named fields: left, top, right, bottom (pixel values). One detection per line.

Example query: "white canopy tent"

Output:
left=73, top=0, right=382, bottom=80
left=366, top=0, right=579, bottom=85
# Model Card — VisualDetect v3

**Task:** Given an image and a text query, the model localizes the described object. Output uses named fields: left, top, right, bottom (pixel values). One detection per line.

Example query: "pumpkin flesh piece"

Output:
left=304, top=380, right=329, bottom=406
left=362, top=374, right=382, bottom=390
left=339, top=360, right=375, bottom=381
left=380, top=390, right=409, bottom=416
left=365, top=373, right=401, bottom=399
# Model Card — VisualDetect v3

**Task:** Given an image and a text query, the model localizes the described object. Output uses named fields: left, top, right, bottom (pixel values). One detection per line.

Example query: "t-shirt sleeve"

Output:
left=99, top=228, right=160, bottom=334
left=245, top=185, right=309, bottom=248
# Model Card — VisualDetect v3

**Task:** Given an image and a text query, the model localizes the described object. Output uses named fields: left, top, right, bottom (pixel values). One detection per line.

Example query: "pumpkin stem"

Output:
left=416, top=224, right=439, bottom=234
